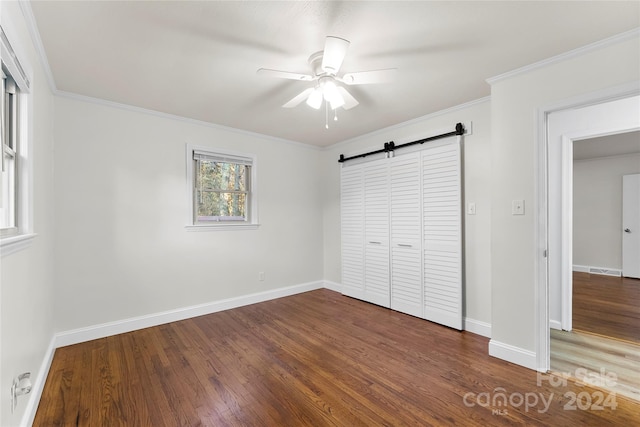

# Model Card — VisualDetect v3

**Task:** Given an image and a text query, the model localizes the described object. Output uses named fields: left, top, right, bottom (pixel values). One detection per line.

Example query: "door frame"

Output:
left=535, top=82, right=640, bottom=372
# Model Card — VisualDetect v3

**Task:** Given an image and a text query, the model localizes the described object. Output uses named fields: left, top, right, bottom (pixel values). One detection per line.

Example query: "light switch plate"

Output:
left=467, top=202, right=476, bottom=215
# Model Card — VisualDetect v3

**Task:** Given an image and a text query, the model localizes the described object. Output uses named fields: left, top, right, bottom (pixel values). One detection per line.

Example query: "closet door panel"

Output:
left=390, top=247, right=422, bottom=316
left=340, top=164, right=365, bottom=300
left=390, top=152, right=422, bottom=317
left=363, top=160, right=390, bottom=307
left=422, top=143, right=462, bottom=330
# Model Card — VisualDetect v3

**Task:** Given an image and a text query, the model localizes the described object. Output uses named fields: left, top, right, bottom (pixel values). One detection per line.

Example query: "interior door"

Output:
left=390, top=152, right=423, bottom=317
left=340, top=163, right=365, bottom=300
left=622, top=174, right=640, bottom=279
left=422, top=142, right=463, bottom=330
left=363, top=159, right=391, bottom=307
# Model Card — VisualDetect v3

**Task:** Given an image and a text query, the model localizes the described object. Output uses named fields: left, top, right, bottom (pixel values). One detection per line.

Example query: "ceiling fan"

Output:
left=257, top=36, right=396, bottom=116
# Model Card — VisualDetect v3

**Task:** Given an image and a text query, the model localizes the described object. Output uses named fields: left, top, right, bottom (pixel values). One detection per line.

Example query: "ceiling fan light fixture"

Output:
left=306, top=87, right=323, bottom=109
left=322, top=80, right=344, bottom=109
left=329, top=97, right=345, bottom=110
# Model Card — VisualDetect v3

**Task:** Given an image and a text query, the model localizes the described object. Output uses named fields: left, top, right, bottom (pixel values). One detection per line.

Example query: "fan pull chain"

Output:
left=325, top=101, right=329, bottom=129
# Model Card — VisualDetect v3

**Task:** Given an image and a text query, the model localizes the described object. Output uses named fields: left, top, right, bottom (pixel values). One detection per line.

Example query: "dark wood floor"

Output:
left=573, top=272, right=640, bottom=343
left=35, top=289, right=640, bottom=426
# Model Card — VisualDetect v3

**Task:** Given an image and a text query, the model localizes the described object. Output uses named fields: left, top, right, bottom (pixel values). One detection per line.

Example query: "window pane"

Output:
left=198, top=160, right=247, bottom=192
left=196, top=191, right=247, bottom=221
left=1, top=71, right=17, bottom=233
left=1, top=151, right=15, bottom=229
left=195, top=159, right=249, bottom=223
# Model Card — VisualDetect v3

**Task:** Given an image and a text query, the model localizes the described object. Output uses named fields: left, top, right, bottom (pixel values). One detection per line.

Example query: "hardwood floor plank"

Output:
left=572, top=272, right=640, bottom=343
left=35, top=289, right=640, bottom=426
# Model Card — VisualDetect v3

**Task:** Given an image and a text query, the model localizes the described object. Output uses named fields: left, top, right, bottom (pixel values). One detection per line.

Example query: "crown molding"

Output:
left=326, top=96, right=490, bottom=151
left=487, top=27, right=640, bottom=86
left=56, top=90, right=320, bottom=150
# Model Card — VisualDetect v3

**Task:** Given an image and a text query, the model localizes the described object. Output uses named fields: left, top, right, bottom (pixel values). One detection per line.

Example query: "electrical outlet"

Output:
left=512, top=199, right=525, bottom=215
left=11, top=372, right=31, bottom=413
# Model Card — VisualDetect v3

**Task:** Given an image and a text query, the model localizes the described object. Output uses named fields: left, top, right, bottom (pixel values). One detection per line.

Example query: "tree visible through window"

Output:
left=193, top=152, right=251, bottom=223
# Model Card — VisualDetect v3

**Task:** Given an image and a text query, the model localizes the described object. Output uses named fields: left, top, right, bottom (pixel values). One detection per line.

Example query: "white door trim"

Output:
left=560, top=135, right=573, bottom=331
left=535, top=81, right=640, bottom=373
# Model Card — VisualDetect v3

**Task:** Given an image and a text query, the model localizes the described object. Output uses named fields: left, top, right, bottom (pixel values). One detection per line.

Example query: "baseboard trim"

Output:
left=20, top=337, right=56, bottom=427
left=573, top=264, right=589, bottom=273
left=549, top=319, right=562, bottom=330
left=488, top=339, right=537, bottom=370
left=323, top=280, right=342, bottom=292
left=464, top=317, right=491, bottom=338
left=54, top=280, right=325, bottom=348
left=323, top=282, right=492, bottom=338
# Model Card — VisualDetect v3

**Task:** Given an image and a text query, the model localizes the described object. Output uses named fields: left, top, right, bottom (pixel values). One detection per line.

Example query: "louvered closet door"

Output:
left=363, top=159, right=390, bottom=307
left=340, top=164, right=365, bottom=300
left=390, top=152, right=423, bottom=317
left=422, top=142, right=462, bottom=330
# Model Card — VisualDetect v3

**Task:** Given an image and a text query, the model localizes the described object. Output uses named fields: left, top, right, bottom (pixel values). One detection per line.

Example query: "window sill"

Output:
left=185, top=223, right=260, bottom=232
left=0, top=233, right=37, bottom=257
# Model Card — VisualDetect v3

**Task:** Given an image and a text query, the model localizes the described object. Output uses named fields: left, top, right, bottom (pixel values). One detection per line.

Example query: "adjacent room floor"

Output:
left=550, top=272, right=640, bottom=402
left=551, top=329, right=640, bottom=401
left=572, top=272, right=640, bottom=343
left=35, top=289, right=639, bottom=426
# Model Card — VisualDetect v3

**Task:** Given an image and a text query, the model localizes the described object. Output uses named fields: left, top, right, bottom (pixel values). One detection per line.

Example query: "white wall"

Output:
left=573, top=153, right=640, bottom=270
left=53, top=97, right=324, bottom=332
left=489, top=33, right=639, bottom=362
left=321, top=99, right=493, bottom=329
left=0, top=2, right=56, bottom=426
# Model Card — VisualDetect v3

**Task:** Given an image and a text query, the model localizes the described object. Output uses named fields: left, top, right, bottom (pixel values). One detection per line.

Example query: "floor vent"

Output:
left=588, top=267, right=622, bottom=277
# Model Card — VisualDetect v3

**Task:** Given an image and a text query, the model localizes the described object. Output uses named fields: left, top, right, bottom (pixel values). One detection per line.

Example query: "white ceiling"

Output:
left=30, top=1, right=639, bottom=147
left=574, top=131, right=640, bottom=161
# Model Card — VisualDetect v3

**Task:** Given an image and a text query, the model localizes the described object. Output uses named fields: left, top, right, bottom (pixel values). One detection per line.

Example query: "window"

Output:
left=186, top=146, right=258, bottom=230
left=1, top=69, right=18, bottom=236
left=1, top=22, right=32, bottom=250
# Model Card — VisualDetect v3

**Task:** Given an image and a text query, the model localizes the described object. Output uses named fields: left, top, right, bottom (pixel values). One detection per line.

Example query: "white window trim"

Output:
left=185, top=143, right=259, bottom=231
left=0, top=233, right=37, bottom=257
left=0, top=18, right=34, bottom=255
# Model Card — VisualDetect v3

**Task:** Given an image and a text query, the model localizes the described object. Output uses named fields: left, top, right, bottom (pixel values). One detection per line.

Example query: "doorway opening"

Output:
left=540, top=92, right=640, bottom=401
left=551, top=131, right=640, bottom=401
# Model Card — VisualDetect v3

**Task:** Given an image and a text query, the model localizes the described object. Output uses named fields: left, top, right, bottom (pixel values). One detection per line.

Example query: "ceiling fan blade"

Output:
left=322, top=36, right=350, bottom=74
left=257, top=68, right=314, bottom=81
left=283, top=88, right=315, bottom=108
left=337, top=86, right=359, bottom=110
left=341, top=68, right=397, bottom=85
